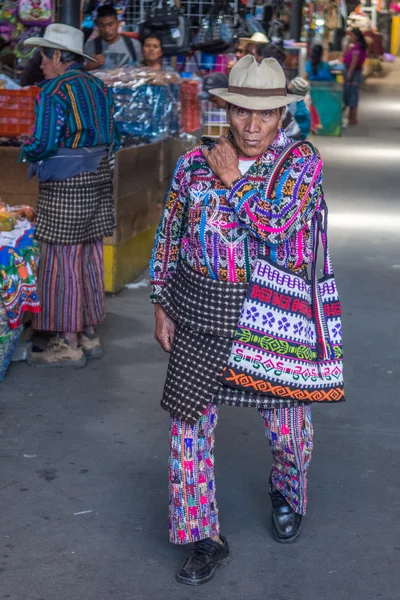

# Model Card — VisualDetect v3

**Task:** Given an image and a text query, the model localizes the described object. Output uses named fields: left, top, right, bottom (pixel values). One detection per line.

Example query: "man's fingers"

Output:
left=218, top=135, right=229, bottom=145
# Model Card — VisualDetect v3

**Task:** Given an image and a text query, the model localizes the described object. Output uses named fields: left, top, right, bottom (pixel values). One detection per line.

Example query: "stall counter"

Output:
left=0, top=138, right=192, bottom=293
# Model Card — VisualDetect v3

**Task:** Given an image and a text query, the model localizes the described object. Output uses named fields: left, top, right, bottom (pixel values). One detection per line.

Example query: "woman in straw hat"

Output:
left=20, top=24, right=120, bottom=367
left=150, top=55, right=323, bottom=585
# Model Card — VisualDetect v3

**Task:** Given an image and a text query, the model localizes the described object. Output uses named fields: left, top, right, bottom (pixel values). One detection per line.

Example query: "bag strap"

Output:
left=94, top=35, right=103, bottom=55
left=264, top=139, right=305, bottom=198
left=311, top=198, right=336, bottom=361
left=123, top=35, right=137, bottom=62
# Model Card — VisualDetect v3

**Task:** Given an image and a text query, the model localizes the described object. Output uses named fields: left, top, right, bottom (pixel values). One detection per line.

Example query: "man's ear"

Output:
left=278, top=107, right=285, bottom=129
left=53, top=49, right=62, bottom=65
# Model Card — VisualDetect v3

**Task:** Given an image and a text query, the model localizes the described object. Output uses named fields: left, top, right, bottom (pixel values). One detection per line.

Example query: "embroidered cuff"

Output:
left=150, top=282, right=164, bottom=304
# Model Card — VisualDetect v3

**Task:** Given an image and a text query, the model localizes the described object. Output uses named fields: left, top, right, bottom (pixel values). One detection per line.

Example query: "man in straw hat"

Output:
left=20, top=24, right=120, bottom=367
left=150, top=55, right=323, bottom=585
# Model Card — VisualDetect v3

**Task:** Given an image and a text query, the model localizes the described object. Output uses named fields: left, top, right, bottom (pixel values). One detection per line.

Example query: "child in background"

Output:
left=287, top=77, right=311, bottom=140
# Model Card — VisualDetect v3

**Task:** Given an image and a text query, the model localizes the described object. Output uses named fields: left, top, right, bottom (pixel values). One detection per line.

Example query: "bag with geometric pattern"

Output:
left=218, top=148, right=345, bottom=404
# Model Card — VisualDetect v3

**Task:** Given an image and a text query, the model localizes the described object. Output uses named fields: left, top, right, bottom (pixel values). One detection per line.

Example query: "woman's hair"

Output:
left=351, top=28, right=368, bottom=51
left=311, top=44, right=323, bottom=76
left=42, top=46, right=84, bottom=65
left=256, top=42, right=286, bottom=66
left=143, top=34, right=163, bottom=51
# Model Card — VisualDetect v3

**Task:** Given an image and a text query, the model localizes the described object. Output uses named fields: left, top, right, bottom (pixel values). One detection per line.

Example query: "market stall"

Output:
left=0, top=204, right=39, bottom=381
left=0, top=0, right=350, bottom=296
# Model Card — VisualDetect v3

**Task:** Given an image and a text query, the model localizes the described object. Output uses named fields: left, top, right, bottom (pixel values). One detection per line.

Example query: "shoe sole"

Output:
left=83, top=347, right=104, bottom=359
left=27, top=356, right=87, bottom=368
left=272, top=520, right=303, bottom=544
left=175, top=555, right=230, bottom=586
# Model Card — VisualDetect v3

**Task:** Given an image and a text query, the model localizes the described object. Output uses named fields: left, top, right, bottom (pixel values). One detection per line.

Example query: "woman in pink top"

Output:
left=343, top=28, right=368, bottom=125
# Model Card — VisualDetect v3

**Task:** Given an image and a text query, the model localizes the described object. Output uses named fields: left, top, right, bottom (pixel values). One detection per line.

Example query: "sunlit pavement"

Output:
left=1, top=64, right=399, bottom=600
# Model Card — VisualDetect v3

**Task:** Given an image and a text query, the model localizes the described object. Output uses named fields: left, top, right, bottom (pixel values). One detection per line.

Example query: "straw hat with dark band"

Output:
left=24, top=23, right=96, bottom=62
left=209, top=55, right=302, bottom=111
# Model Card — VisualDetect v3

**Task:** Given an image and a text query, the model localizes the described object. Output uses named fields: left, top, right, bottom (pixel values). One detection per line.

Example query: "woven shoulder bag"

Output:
left=218, top=142, right=345, bottom=404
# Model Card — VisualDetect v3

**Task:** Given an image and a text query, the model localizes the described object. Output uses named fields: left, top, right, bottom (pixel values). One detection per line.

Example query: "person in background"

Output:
left=343, top=28, right=367, bottom=125
left=256, top=42, right=286, bottom=66
left=198, top=72, right=228, bottom=109
left=234, top=39, right=245, bottom=62
left=255, top=43, right=301, bottom=138
left=268, top=10, right=289, bottom=47
left=287, top=77, right=311, bottom=140
left=306, top=44, right=334, bottom=81
left=244, top=42, right=258, bottom=58
left=227, top=34, right=269, bottom=74
left=20, top=24, right=120, bottom=367
left=84, top=4, right=142, bottom=71
left=141, top=35, right=164, bottom=70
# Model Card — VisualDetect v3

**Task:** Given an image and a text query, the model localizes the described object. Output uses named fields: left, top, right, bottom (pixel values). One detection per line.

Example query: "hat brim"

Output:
left=209, top=88, right=303, bottom=110
left=23, top=37, right=96, bottom=62
left=239, top=37, right=268, bottom=46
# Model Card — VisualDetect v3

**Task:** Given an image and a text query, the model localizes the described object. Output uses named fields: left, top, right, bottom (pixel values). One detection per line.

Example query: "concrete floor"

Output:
left=1, top=66, right=400, bottom=600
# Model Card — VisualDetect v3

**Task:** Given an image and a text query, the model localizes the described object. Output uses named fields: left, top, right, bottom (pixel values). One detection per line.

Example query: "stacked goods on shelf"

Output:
left=180, top=76, right=202, bottom=133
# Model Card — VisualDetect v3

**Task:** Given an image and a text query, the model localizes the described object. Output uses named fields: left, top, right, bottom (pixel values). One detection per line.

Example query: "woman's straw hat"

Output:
left=209, top=55, right=302, bottom=111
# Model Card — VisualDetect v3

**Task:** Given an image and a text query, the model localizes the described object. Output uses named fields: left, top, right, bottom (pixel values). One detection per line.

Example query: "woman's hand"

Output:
left=154, top=304, right=176, bottom=353
left=202, top=137, right=241, bottom=188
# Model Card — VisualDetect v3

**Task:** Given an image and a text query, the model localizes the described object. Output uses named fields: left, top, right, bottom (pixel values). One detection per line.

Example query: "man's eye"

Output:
left=238, top=108, right=247, bottom=116
left=264, top=111, right=272, bottom=117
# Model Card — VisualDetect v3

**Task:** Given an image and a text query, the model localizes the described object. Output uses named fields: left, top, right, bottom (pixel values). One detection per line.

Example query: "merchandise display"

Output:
left=95, top=65, right=181, bottom=144
left=0, top=202, right=39, bottom=380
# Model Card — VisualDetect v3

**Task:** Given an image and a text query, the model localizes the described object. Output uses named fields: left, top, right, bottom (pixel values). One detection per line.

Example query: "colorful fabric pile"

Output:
left=0, top=210, right=40, bottom=382
left=0, top=219, right=40, bottom=329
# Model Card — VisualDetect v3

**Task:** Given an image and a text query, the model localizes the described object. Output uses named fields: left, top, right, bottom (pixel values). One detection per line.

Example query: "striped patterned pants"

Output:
left=169, top=404, right=313, bottom=545
left=33, top=241, right=106, bottom=333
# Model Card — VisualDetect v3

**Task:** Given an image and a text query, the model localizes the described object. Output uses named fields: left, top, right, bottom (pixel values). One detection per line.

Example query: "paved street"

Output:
left=1, top=66, right=400, bottom=600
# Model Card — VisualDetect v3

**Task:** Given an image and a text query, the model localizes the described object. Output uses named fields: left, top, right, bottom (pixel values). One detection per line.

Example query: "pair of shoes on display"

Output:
left=176, top=482, right=302, bottom=585
left=27, top=333, right=103, bottom=368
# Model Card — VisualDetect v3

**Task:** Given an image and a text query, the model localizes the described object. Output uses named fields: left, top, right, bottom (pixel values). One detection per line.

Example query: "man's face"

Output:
left=40, top=50, right=60, bottom=80
left=235, top=44, right=245, bottom=61
left=97, top=16, right=119, bottom=43
left=226, top=105, right=283, bottom=157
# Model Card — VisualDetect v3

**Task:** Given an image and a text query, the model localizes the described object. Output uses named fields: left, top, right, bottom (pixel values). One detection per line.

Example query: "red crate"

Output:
left=0, top=87, right=39, bottom=137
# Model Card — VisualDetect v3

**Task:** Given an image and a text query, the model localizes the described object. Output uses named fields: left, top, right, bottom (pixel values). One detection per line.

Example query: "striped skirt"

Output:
left=32, top=241, right=105, bottom=333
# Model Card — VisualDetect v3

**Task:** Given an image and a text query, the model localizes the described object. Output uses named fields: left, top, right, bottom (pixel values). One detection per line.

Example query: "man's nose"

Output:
left=245, top=113, right=261, bottom=133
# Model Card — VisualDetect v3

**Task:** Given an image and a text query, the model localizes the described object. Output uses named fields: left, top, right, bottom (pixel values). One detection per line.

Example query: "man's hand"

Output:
left=94, top=54, right=106, bottom=67
left=85, top=54, right=105, bottom=71
left=154, top=304, right=176, bottom=353
left=202, top=137, right=241, bottom=188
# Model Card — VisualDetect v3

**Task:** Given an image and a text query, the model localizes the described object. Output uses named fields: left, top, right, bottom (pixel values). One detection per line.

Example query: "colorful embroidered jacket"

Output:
left=20, top=64, right=120, bottom=163
left=150, top=130, right=323, bottom=303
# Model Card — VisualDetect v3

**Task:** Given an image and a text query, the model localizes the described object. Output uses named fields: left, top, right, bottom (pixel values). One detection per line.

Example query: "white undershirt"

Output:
left=238, top=158, right=257, bottom=176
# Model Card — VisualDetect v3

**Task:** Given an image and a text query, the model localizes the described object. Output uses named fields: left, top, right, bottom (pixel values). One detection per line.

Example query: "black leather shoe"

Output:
left=270, top=482, right=302, bottom=543
left=176, top=535, right=230, bottom=586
